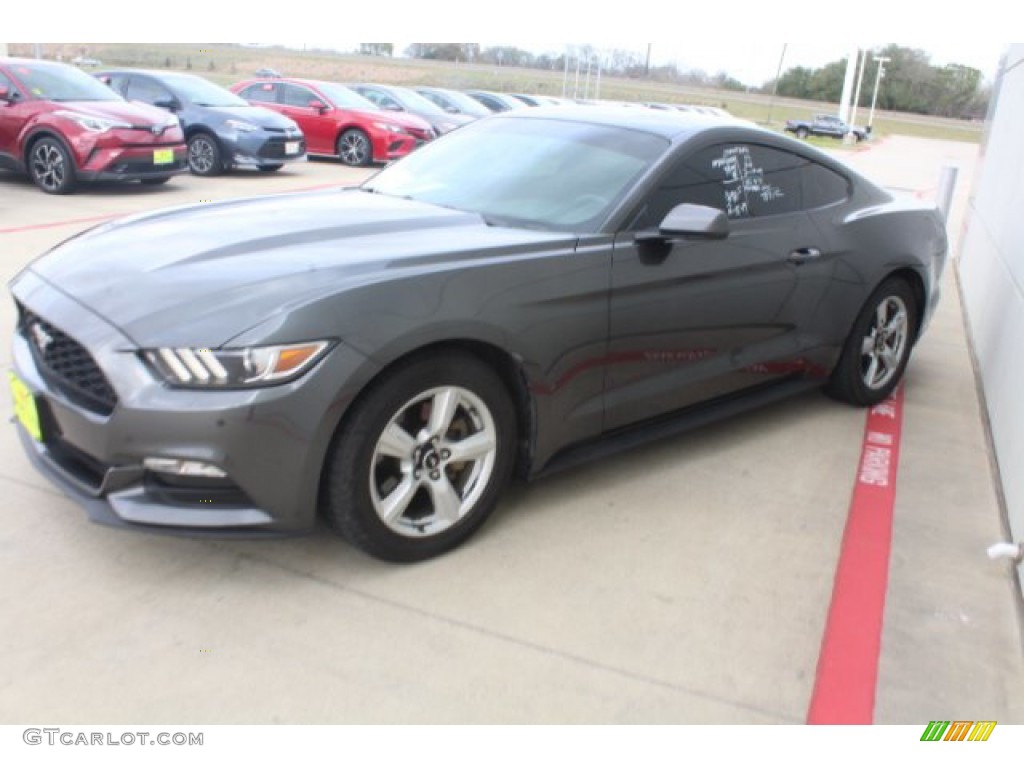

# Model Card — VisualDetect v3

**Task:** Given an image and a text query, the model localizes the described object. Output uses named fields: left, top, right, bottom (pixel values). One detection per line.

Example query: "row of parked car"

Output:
left=0, top=55, right=737, bottom=194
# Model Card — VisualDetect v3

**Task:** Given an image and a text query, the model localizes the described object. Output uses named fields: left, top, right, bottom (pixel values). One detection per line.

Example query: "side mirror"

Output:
left=153, top=97, right=180, bottom=112
left=383, top=103, right=402, bottom=112
left=0, top=85, right=9, bottom=102
left=308, top=100, right=328, bottom=113
left=649, top=203, right=730, bottom=241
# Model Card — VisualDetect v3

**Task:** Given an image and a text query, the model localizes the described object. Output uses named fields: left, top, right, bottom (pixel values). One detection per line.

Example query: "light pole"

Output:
left=867, top=55, right=890, bottom=133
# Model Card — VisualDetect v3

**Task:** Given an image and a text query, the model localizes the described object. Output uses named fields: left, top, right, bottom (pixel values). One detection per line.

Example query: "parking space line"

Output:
left=807, top=384, right=905, bottom=724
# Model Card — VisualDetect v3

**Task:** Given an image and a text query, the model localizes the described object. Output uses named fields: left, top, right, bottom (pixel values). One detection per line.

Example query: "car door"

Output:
left=604, top=141, right=835, bottom=430
left=279, top=83, right=334, bottom=155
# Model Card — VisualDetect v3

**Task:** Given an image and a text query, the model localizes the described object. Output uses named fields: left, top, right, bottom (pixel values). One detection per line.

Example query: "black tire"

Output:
left=187, top=132, right=223, bottom=176
left=257, top=163, right=284, bottom=172
left=323, top=353, right=517, bottom=562
left=140, top=176, right=171, bottom=186
left=337, top=128, right=372, bottom=167
left=28, top=136, right=77, bottom=194
left=795, top=127, right=809, bottom=139
left=825, top=277, right=918, bottom=406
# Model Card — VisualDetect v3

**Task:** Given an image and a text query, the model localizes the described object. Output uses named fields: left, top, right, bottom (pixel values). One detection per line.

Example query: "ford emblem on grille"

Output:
left=30, top=322, right=54, bottom=354
left=151, top=125, right=164, bottom=136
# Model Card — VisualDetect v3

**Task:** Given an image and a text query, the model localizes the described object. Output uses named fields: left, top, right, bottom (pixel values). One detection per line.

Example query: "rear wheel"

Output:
left=323, top=353, right=516, bottom=562
left=796, top=127, right=809, bottom=139
left=826, top=277, right=917, bottom=406
left=28, top=137, right=76, bottom=194
left=337, top=128, right=371, bottom=167
left=187, top=132, right=223, bottom=176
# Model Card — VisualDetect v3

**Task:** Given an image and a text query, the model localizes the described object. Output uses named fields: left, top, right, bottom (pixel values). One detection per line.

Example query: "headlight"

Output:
left=225, top=119, right=259, bottom=133
left=54, top=110, right=131, bottom=132
left=373, top=122, right=408, bottom=134
left=143, top=341, right=331, bottom=388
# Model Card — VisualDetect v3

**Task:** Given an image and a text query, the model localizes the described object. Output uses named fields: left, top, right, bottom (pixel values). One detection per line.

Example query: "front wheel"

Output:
left=337, top=128, right=372, bottom=167
left=187, top=133, right=223, bottom=176
left=826, top=277, right=918, bottom=406
left=323, top=353, right=517, bottom=562
left=29, top=137, right=76, bottom=194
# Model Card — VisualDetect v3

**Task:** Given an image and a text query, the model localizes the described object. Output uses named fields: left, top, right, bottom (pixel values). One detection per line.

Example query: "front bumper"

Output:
left=78, top=144, right=188, bottom=181
left=9, top=270, right=374, bottom=537
left=226, top=129, right=306, bottom=168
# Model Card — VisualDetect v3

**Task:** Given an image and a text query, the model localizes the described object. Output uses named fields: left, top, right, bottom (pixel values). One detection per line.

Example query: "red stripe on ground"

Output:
left=0, top=213, right=122, bottom=235
left=807, top=383, right=905, bottom=724
left=0, top=181, right=343, bottom=236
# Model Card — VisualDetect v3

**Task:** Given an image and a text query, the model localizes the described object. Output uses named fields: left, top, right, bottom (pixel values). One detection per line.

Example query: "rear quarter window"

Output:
left=801, top=162, right=851, bottom=209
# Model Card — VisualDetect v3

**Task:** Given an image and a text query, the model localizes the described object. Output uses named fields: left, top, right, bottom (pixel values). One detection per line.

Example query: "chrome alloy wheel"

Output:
left=860, top=295, right=909, bottom=390
left=339, top=131, right=369, bottom=165
left=31, top=142, right=67, bottom=192
left=188, top=135, right=216, bottom=174
left=369, top=386, right=497, bottom=538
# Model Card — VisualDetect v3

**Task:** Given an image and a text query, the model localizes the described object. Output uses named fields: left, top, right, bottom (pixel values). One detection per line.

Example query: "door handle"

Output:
left=788, top=247, right=822, bottom=265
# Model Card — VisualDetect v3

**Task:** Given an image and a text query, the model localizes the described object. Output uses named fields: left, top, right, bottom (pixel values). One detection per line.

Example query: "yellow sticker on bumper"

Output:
left=8, top=372, right=42, bottom=442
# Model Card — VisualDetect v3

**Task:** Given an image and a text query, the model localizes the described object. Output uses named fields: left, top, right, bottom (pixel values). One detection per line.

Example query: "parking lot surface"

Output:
left=1, top=142, right=1021, bottom=724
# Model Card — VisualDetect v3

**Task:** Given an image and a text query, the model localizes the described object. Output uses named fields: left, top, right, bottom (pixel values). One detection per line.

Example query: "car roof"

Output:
left=499, top=105, right=768, bottom=141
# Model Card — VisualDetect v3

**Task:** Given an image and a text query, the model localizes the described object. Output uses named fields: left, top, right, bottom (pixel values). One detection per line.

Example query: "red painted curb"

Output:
left=807, top=383, right=905, bottom=724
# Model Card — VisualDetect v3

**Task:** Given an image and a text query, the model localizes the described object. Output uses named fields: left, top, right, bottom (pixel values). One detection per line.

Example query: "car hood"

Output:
left=23, top=189, right=575, bottom=347
left=352, top=108, right=432, bottom=132
left=55, top=99, right=174, bottom=126
left=201, top=104, right=298, bottom=130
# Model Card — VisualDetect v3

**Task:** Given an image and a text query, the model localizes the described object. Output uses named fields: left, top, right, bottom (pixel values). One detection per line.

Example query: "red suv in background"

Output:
left=0, top=57, right=187, bottom=194
left=231, top=78, right=435, bottom=167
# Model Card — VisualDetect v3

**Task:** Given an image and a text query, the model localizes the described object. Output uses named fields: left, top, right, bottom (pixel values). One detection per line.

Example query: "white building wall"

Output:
left=958, top=45, right=1024, bottom=581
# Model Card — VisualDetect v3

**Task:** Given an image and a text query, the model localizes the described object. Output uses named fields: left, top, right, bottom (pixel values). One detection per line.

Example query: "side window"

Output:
left=124, top=76, right=173, bottom=106
left=240, top=82, right=279, bottom=103
left=361, top=88, right=402, bottom=110
left=99, top=73, right=129, bottom=95
left=281, top=84, right=316, bottom=108
left=802, top=162, right=850, bottom=209
left=636, top=143, right=805, bottom=228
left=0, top=71, right=20, bottom=99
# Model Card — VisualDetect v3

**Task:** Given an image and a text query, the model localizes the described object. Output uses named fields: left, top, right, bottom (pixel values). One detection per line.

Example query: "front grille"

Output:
left=258, top=136, right=305, bottom=159
left=109, top=156, right=186, bottom=174
left=18, top=305, right=118, bottom=416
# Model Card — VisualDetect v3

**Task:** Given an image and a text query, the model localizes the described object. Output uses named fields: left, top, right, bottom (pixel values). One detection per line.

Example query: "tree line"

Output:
left=768, top=45, right=989, bottom=119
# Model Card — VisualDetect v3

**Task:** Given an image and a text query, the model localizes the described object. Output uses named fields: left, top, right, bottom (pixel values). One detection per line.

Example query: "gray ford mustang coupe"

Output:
left=8, top=108, right=947, bottom=561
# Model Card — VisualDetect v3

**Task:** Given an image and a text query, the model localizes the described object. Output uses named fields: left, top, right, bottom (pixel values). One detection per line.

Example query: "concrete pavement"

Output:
left=0, top=140, right=1020, bottom=724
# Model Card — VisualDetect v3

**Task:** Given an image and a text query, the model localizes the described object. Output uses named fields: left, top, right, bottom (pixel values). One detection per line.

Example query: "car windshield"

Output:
left=387, top=86, right=448, bottom=117
left=160, top=73, right=248, bottom=107
left=425, top=89, right=490, bottom=117
left=13, top=62, right=122, bottom=102
left=312, top=82, right=377, bottom=110
left=364, top=116, right=668, bottom=232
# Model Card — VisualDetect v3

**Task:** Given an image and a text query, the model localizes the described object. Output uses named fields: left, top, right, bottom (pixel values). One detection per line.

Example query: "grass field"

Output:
left=11, top=42, right=985, bottom=144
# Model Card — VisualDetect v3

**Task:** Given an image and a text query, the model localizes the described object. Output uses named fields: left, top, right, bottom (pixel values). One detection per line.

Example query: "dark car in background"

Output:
left=786, top=114, right=868, bottom=142
left=349, top=83, right=474, bottom=135
left=414, top=86, right=492, bottom=119
left=97, top=69, right=305, bottom=176
left=232, top=77, right=434, bottom=166
left=0, top=57, right=186, bottom=194
left=463, top=89, right=529, bottom=113
left=8, top=108, right=946, bottom=562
